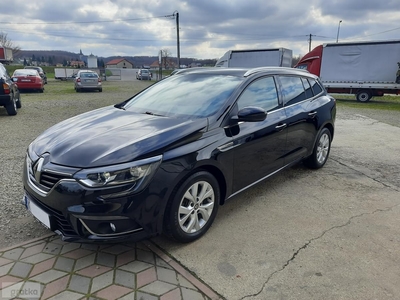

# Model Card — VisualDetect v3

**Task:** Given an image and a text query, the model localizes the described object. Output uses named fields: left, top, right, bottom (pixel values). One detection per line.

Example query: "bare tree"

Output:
left=0, top=32, right=21, bottom=55
left=161, top=48, right=172, bottom=69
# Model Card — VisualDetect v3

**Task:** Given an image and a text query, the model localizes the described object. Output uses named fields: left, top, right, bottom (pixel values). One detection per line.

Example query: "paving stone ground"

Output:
left=0, top=235, right=222, bottom=300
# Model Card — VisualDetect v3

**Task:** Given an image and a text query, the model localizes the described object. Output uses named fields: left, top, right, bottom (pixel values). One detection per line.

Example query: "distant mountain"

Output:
left=14, top=50, right=217, bottom=67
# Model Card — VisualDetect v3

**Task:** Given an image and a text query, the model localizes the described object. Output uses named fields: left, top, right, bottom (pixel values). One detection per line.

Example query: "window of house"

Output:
left=237, top=77, right=279, bottom=112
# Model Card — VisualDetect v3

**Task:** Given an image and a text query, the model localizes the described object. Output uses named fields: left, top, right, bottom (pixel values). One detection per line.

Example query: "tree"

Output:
left=23, top=58, right=27, bottom=66
left=161, top=49, right=172, bottom=69
left=0, top=32, right=21, bottom=55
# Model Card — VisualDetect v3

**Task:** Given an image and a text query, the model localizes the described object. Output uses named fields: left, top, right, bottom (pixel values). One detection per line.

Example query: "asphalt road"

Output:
left=154, top=110, right=400, bottom=300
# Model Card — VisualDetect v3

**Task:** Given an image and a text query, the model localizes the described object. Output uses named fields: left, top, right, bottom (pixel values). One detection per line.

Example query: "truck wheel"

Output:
left=356, top=91, right=371, bottom=102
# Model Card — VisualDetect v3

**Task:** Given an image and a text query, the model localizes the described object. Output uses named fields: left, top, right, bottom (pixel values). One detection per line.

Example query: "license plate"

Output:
left=85, top=79, right=95, bottom=82
left=21, top=79, right=31, bottom=82
left=24, top=194, right=51, bottom=229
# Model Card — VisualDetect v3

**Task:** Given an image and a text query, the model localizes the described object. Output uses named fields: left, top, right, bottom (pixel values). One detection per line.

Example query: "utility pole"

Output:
left=308, top=34, right=316, bottom=52
left=175, top=11, right=180, bottom=68
left=336, top=20, right=342, bottom=43
left=165, top=11, right=181, bottom=69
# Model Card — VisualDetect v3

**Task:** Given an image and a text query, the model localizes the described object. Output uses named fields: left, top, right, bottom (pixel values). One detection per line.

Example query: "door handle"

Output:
left=275, top=123, right=287, bottom=130
left=308, top=111, right=317, bottom=117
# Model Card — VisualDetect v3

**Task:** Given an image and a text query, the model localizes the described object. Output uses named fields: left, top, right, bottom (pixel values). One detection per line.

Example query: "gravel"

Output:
left=0, top=81, right=399, bottom=248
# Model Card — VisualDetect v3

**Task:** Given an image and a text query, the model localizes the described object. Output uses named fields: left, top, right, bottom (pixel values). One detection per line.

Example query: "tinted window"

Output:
left=124, top=74, right=243, bottom=118
left=280, top=76, right=306, bottom=106
left=237, top=77, right=279, bottom=112
left=309, top=78, right=323, bottom=95
left=301, top=77, right=314, bottom=98
left=81, top=73, right=98, bottom=78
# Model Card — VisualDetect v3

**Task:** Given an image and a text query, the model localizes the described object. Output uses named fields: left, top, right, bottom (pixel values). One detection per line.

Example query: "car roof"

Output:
left=24, top=66, right=42, bottom=70
left=172, top=66, right=315, bottom=79
left=13, top=69, right=39, bottom=75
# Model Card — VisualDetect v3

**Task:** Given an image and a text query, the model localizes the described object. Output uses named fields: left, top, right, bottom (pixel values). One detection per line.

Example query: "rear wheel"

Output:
left=164, top=171, right=220, bottom=243
left=16, top=94, right=22, bottom=109
left=5, top=95, right=17, bottom=115
left=304, top=128, right=332, bottom=169
left=99, top=88, right=102, bottom=92
left=356, top=90, right=371, bottom=102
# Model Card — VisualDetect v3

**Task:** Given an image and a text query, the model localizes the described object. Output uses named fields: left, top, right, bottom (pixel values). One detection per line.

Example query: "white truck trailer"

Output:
left=295, top=40, right=400, bottom=102
left=215, top=48, right=293, bottom=68
left=0, top=47, right=13, bottom=64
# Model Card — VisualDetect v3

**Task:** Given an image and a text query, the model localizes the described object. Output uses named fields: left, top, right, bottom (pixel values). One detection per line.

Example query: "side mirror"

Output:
left=12, top=77, right=18, bottom=82
left=236, top=107, right=267, bottom=122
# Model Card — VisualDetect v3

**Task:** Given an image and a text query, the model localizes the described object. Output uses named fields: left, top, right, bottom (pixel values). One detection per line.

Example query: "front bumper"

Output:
left=22, top=154, right=169, bottom=243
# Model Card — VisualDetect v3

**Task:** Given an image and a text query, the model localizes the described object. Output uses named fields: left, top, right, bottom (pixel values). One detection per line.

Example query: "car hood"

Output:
left=30, top=106, right=208, bottom=168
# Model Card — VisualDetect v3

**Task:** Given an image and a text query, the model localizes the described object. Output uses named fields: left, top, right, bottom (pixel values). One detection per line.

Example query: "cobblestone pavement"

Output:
left=0, top=235, right=222, bottom=300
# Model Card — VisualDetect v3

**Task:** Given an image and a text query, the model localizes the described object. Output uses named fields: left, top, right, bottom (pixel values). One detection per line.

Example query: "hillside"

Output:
left=14, top=50, right=217, bottom=67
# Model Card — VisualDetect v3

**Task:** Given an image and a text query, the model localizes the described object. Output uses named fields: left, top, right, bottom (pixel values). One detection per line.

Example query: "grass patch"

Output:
left=333, top=94, right=400, bottom=112
left=20, top=79, right=153, bottom=103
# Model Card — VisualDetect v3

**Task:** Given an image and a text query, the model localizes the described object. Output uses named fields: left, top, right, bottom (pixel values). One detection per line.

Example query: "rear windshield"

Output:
left=81, top=73, right=98, bottom=78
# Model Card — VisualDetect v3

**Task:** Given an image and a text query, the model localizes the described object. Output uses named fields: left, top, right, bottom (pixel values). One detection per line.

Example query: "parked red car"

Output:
left=12, top=69, right=44, bottom=93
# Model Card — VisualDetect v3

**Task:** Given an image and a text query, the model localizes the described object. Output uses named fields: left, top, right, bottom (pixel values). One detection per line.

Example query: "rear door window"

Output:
left=279, top=76, right=306, bottom=106
left=309, top=78, right=323, bottom=95
left=237, top=76, right=279, bottom=112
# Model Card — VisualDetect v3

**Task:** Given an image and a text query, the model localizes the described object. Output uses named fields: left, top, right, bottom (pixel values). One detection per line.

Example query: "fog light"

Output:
left=110, top=223, right=116, bottom=232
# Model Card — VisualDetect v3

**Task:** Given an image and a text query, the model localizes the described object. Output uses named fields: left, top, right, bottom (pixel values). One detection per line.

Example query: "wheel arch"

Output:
left=324, top=122, right=334, bottom=140
left=167, top=163, right=228, bottom=207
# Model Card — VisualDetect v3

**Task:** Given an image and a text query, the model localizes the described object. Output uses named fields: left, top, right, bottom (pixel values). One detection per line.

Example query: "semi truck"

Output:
left=215, top=48, right=293, bottom=68
left=0, top=47, right=13, bottom=64
left=295, top=40, right=400, bottom=102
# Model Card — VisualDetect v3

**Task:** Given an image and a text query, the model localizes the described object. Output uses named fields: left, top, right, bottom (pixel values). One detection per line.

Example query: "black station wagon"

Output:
left=22, top=67, right=336, bottom=243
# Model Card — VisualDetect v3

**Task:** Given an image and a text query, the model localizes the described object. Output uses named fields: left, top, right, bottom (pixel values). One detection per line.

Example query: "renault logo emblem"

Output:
left=33, top=157, right=44, bottom=183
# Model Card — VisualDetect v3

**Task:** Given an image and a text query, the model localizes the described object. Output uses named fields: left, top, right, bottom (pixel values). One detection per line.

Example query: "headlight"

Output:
left=74, top=155, right=162, bottom=190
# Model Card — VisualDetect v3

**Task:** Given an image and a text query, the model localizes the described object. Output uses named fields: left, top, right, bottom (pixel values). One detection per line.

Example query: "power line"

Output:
left=0, top=15, right=169, bottom=25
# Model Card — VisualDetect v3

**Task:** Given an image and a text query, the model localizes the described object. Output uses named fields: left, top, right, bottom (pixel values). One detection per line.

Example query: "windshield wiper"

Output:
left=144, top=111, right=164, bottom=117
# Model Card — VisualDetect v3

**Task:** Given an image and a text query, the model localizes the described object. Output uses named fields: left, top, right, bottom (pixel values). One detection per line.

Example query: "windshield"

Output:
left=124, top=74, right=243, bottom=118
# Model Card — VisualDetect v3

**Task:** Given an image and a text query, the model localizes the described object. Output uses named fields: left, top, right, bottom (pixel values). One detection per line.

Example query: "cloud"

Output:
left=1, top=0, right=400, bottom=59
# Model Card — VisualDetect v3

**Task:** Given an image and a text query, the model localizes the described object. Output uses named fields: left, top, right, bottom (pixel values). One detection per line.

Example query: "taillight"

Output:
left=2, top=83, right=10, bottom=94
left=98, top=78, right=102, bottom=82
left=77, top=78, right=81, bottom=82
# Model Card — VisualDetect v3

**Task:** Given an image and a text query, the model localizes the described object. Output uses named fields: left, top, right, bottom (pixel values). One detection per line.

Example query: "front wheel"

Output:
left=304, top=128, right=332, bottom=169
left=164, top=171, right=220, bottom=243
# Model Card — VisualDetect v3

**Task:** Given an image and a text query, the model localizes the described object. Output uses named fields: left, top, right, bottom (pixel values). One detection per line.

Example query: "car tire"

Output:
left=5, top=95, right=17, bottom=116
left=16, top=94, right=22, bottom=109
left=164, top=171, right=220, bottom=243
left=99, top=88, right=102, bottom=92
left=76, top=88, right=80, bottom=93
left=39, top=89, right=44, bottom=93
left=304, top=128, right=332, bottom=169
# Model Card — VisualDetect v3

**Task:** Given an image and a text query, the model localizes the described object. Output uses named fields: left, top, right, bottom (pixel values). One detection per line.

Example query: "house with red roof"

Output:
left=106, top=58, right=134, bottom=69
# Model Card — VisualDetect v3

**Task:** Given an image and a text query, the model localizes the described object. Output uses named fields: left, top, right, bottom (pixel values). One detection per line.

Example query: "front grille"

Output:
left=27, top=155, right=72, bottom=192
left=40, top=171, right=69, bottom=190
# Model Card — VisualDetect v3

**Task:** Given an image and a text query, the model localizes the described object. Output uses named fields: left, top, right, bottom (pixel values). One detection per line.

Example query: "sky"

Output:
left=1, top=0, right=400, bottom=60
